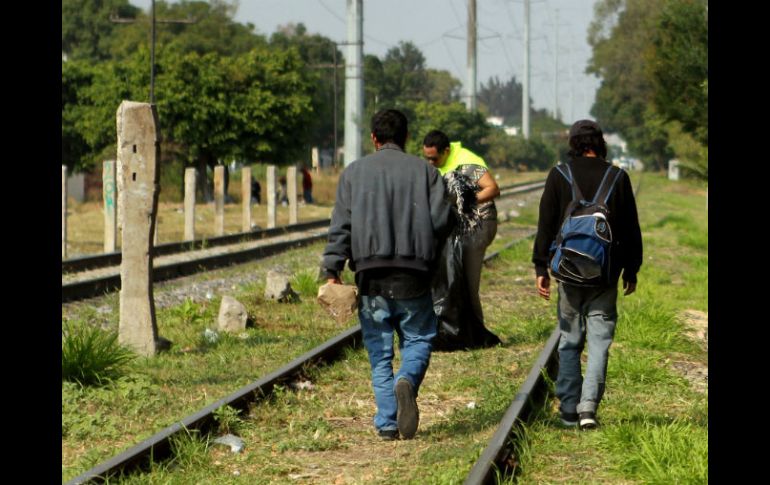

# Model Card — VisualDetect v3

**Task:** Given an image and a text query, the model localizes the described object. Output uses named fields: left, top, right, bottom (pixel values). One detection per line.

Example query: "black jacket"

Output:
left=532, top=156, right=643, bottom=284
left=322, top=143, right=453, bottom=276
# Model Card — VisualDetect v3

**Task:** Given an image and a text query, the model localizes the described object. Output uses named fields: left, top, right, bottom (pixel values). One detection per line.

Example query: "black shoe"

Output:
left=560, top=411, right=579, bottom=427
left=579, top=412, right=597, bottom=430
left=395, top=378, right=419, bottom=439
left=378, top=428, right=399, bottom=441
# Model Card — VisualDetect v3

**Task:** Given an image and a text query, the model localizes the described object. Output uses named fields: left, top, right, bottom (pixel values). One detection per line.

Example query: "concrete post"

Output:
left=62, top=165, right=67, bottom=259
left=184, top=168, right=196, bottom=241
left=242, top=166, right=252, bottom=232
left=117, top=101, right=160, bottom=357
left=287, top=166, right=298, bottom=224
left=103, top=160, right=117, bottom=253
left=312, top=147, right=320, bottom=173
left=266, top=165, right=276, bottom=229
left=344, top=0, right=363, bottom=166
left=668, top=159, right=680, bottom=181
left=214, top=165, right=225, bottom=236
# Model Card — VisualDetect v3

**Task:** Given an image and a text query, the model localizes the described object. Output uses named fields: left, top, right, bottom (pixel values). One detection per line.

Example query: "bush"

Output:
left=62, top=324, right=135, bottom=386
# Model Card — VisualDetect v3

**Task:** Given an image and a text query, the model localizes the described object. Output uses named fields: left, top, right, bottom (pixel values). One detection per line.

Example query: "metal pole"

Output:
left=523, top=0, right=530, bottom=139
left=344, top=0, right=363, bottom=166
left=333, top=46, right=339, bottom=167
left=466, top=0, right=477, bottom=111
left=554, top=9, right=559, bottom=121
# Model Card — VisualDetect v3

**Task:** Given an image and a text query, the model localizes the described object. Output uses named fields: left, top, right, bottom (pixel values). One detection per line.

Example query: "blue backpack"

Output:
left=549, top=162, right=623, bottom=286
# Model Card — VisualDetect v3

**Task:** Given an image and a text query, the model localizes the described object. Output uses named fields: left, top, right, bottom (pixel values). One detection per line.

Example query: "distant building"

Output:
left=486, top=116, right=504, bottom=127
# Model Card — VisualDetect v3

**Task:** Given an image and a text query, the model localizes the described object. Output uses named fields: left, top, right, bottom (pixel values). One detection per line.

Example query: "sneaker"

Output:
left=395, top=378, right=419, bottom=439
left=579, top=412, right=597, bottom=430
left=378, top=428, right=399, bottom=441
left=560, top=411, right=579, bottom=427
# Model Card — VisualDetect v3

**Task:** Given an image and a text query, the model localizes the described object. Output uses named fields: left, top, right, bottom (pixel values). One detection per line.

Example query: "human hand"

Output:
left=537, top=276, right=551, bottom=300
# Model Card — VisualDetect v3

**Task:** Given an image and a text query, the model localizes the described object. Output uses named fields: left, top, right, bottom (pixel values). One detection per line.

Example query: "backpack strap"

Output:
left=555, top=162, right=585, bottom=202
left=593, top=165, right=624, bottom=204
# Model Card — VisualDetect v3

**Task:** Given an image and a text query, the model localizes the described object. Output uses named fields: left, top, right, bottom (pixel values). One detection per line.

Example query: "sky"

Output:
left=129, top=0, right=602, bottom=123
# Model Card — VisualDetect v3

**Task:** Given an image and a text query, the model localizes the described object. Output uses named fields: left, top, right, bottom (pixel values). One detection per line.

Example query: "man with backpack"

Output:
left=532, top=119, right=643, bottom=430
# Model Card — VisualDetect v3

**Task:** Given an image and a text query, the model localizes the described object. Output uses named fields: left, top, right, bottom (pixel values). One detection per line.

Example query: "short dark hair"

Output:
left=567, top=119, right=607, bottom=158
left=422, top=130, right=450, bottom=153
left=568, top=133, right=607, bottom=159
left=371, top=109, right=408, bottom=148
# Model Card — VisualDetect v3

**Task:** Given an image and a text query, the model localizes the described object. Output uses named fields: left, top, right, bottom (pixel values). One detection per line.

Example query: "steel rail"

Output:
left=64, top=231, right=539, bottom=484
left=65, top=325, right=363, bottom=485
left=61, top=232, right=327, bottom=302
left=61, top=180, right=544, bottom=274
left=62, top=182, right=546, bottom=303
left=463, top=168, right=644, bottom=484
left=62, top=219, right=331, bottom=273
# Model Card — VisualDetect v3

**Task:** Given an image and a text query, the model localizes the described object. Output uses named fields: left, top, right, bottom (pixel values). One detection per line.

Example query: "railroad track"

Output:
left=65, top=227, right=557, bottom=485
left=62, top=180, right=546, bottom=303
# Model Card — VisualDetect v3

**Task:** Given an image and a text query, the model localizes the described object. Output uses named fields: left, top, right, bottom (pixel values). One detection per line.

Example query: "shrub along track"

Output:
left=63, top=183, right=558, bottom=484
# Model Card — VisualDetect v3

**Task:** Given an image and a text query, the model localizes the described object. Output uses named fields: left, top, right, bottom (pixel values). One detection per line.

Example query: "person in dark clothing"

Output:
left=300, top=164, right=313, bottom=203
left=251, top=176, right=261, bottom=204
left=322, top=109, right=453, bottom=440
left=532, top=119, right=642, bottom=430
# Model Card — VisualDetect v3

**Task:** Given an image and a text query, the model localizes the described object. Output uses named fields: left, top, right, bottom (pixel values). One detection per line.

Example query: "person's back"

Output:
left=322, top=109, right=451, bottom=441
left=533, top=119, right=642, bottom=431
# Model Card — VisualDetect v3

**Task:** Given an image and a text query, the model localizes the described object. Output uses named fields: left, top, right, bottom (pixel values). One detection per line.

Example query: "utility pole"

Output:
left=344, top=0, right=363, bottom=166
left=553, top=9, right=560, bottom=122
left=523, top=0, right=531, bottom=139
left=466, top=0, right=477, bottom=111
left=111, top=0, right=196, bottom=104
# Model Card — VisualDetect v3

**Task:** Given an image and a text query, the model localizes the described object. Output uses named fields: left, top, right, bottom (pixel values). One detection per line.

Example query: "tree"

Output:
left=105, top=0, right=265, bottom=61
left=62, top=0, right=140, bottom=61
left=269, top=23, right=344, bottom=153
left=405, top=101, right=490, bottom=157
left=478, top=76, right=524, bottom=126
left=587, top=0, right=673, bottom=170
left=649, top=0, right=708, bottom=146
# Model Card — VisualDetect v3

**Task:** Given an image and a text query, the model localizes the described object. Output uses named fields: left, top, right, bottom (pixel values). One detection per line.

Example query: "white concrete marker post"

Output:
left=117, top=101, right=161, bottom=357
left=103, top=160, right=117, bottom=253
left=214, top=165, right=225, bottom=236
left=184, top=168, right=196, bottom=241
left=287, top=165, right=298, bottom=224
left=242, top=166, right=252, bottom=232
left=266, top=165, right=276, bottom=229
left=312, top=146, right=319, bottom=174
left=62, top=165, right=67, bottom=260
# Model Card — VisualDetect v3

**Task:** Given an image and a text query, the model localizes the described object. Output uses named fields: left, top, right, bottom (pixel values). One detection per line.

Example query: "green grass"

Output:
left=61, top=323, right=135, bottom=387
left=62, top=172, right=706, bottom=483
left=512, top=172, right=708, bottom=485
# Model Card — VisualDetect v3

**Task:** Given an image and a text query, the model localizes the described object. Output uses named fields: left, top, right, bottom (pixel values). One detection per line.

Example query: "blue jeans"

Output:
left=358, top=293, right=437, bottom=431
left=555, top=283, right=618, bottom=415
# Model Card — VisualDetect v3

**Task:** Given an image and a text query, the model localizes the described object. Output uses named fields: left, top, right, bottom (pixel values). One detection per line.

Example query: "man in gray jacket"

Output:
left=322, top=109, right=452, bottom=440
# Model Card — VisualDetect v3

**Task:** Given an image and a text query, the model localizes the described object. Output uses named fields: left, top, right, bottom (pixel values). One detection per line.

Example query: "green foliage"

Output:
left=405, top=101, right=491, bottom=157
left=478, top=75, right=524, bottom=126
left=588, top=0, right=707, bottom=173
left=292, top=269, right=321, bottom=297
left=484, top=129, right=557, bottom=171
left=650, top=0, right=708, bottom=146
left=169, top=298, right=204, bottom=326
left=62, top=0, right=140, bottom=61
left=61, top=323, right=135, bottom=386
left=596, top=420, right=708, bottom=484
left=212, top=405, right=244, bottom=435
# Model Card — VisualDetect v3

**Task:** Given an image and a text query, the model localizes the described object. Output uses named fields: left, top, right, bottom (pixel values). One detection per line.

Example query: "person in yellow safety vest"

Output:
left=422, top=130, right=501, bottom=350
